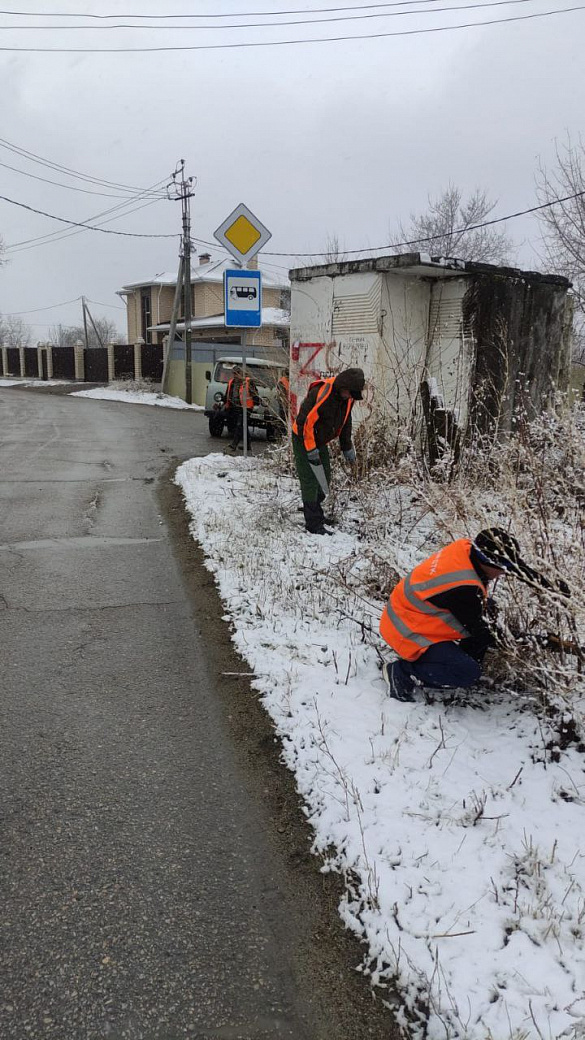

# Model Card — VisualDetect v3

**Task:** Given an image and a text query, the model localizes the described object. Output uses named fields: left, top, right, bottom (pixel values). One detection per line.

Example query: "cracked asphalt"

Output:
left=0, top=388, right=399, bottom=1040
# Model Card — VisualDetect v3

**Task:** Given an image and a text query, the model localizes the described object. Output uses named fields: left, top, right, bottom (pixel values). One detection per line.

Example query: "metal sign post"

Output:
left=241, top=329, right=248, bottom=457
left=223, top=268, right=262, bottom=458
left=214, top=205, right=271, bottom=459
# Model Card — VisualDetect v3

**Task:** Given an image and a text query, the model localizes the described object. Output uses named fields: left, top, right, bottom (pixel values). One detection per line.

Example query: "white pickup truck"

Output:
left=204, top=356, right=288, bottom=439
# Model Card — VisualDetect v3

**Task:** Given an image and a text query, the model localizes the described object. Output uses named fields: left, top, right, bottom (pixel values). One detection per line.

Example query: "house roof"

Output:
left=289, top=251, right=571, bottom=288
left=148, top=306, right=290, bottom=333
left=120, top=256, right=289, bottom=293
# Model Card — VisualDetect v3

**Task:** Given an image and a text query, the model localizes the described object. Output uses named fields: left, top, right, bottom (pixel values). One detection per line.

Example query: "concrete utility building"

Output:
left=289, top=253, right=573, bottom=456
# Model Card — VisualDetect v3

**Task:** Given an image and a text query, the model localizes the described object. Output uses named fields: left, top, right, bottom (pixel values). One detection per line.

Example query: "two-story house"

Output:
left=118, top=253, right=290, bottom=353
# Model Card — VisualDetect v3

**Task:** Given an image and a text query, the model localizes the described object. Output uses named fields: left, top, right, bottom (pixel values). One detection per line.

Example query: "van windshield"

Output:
left=214, top=363, right=276, bottom=388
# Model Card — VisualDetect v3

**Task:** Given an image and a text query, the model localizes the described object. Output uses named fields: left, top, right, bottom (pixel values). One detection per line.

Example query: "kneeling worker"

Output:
left=291, top=368, right=365, bottom=535
left=379, top=528, right=569, bottom=701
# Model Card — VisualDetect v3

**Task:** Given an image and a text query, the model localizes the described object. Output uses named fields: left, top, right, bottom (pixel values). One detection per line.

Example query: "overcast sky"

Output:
left=0, top=0, right=583, bottom=341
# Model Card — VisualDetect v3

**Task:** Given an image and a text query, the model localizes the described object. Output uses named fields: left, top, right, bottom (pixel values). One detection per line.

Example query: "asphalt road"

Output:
left=0, top=389, right=399, bottom=1040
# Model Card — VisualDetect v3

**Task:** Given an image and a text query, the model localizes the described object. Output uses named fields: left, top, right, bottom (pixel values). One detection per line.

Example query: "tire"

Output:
left=208, top=415, right=225, bottom=438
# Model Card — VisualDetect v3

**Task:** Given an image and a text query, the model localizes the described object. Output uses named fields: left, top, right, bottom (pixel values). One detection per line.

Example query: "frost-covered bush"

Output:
left=316, top=402, right=585, bottom=735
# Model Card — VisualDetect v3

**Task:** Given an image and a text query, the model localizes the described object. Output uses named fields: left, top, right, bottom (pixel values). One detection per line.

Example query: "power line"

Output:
left=0, top=156, right=164, bottom=199
left=5, top=176, right=173, bottom=250
left=0, top=192, right=178, bottom=239
left=5, top=296, right=84, bottom=315
left=6, top=199, right=162, bottom=252
left=263, top=187, right=585, bottom=257
left=0, top=1, right=511, bottom=16
left=0, top=2, right=582, bottom=48
left=0, top=0, right=547, bottom=30
left=85, top=298, right=126, bottom=311
left=0, top=136, right=167, bottom=196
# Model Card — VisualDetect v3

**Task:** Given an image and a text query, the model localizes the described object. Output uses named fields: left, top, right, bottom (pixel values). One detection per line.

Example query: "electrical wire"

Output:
left=6, top=199, right=167, bottom=252
left=7, top=296, right=85, bottom=315
left=0, top=0, right=522, bottom=16
left=5, top=174, right=173, bottom=251
left=85, top=298, right=126, bottom=311
left=0, top=192, right=177, bottom=240
left=0, top=136, right=168, bottom=196
left=0, top=0, right=549, bottom=30
left=263, top=187, right=585, bottom=257
left=0, top=156, right=165, bottom=199
left=0, top=4, right=581, bottom=50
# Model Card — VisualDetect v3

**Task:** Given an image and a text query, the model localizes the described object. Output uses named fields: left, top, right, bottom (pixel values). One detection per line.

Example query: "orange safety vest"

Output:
left=226, top=377, right=255, bottom=410
left=291, top=378, right=353, bottom=452
left=379, top=539, right=487, bottom=662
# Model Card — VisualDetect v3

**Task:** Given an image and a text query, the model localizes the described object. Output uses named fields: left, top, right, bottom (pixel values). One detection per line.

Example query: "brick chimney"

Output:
left=199, top=253, right=211, bottom=265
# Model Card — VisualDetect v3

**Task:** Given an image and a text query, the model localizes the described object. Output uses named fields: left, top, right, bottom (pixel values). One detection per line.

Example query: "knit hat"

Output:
left=473, top=528, right=522, bottom=571
left=333, top=367, right=365, bottom=401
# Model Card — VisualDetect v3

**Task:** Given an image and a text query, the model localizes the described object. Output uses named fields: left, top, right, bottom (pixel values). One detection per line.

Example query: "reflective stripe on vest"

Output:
left=402, top=574, right=470, bottom=636
left=379, top=539, right=486, bottom=661
left=291, top=378, right=352, bottom=452
left=227, top=378, right=254, bottom=410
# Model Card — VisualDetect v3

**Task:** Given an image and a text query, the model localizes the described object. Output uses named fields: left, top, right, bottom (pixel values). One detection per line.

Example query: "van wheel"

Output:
left=208, top=416, right=224, bottom=437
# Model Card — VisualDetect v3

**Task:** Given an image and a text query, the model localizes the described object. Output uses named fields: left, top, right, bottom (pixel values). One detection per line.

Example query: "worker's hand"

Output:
left=306, top=448, right=321, bottom=465
left=310, top=463, right=329, bottom=498
left=343, top=446, right=357, bottom=464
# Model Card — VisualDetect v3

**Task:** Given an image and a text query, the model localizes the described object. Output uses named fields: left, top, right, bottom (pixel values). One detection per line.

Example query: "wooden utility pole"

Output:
left=81, top=295, right=89, bottom=351
left=168, top=161, right=195, bottom=404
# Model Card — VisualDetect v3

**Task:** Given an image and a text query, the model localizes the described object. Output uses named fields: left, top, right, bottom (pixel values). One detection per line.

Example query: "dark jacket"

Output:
left=294, top=369, right=365, bottom=452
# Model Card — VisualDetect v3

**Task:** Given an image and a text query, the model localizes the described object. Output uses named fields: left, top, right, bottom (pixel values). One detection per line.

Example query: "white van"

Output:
left=204, top=356, right=288, bottom=439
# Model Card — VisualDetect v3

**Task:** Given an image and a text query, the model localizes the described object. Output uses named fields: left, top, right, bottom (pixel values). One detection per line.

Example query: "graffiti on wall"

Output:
left=290, top=339, right=374, bottom=422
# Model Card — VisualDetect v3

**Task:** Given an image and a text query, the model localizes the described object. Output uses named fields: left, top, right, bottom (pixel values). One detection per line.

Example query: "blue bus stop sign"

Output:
left=224, top=270, right=262, bottom=328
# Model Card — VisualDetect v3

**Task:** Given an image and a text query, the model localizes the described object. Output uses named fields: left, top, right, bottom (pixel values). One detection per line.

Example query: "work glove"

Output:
left=306, top=448, right=329, bottom=498
left=343, top=446, right=357, bottom=464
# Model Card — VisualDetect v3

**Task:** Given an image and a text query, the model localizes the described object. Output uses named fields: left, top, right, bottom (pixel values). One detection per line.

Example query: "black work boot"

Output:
left=303, top=501, right=331, bottom=535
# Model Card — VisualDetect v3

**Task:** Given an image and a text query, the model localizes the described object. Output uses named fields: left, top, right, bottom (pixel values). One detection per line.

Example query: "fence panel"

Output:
left=113, top=344, right=135, bottom=380
left=141, top=344, right=163, bottom=382
left=84, top=348, right=109, bottom=383
left=23, top=347, right=39, bottom=378
left=51, top=347, right=76, bottom=379
left=6, top=348, right=20, bottom=376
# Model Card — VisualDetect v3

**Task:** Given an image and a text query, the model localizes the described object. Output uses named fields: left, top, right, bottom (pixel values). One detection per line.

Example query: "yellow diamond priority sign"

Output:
left=213, top=203, right=271, bottom=264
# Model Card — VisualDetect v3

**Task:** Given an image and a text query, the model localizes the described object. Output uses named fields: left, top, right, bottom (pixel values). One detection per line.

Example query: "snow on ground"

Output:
left=70, top=387, right=203, bottom=410
left=176, top=452, right=585, bottom=1040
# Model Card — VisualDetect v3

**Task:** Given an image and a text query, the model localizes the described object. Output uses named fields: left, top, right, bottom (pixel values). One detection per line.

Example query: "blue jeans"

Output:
left=399, top=640, right=483, bottom=692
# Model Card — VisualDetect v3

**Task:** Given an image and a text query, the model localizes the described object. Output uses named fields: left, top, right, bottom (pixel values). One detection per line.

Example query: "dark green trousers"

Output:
left=292, top=434, right=331, bottom=503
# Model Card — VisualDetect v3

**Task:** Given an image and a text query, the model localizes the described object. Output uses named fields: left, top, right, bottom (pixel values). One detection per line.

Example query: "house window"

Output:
left=140, top=289, right=152, bottom=342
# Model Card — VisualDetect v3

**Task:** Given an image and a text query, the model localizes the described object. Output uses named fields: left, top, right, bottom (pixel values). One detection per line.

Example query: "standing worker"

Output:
left=379, top=528, right=570, bottom=701
left=291, top=368, right=365, bottom=535
left=224, top=367, right=261, bottom=454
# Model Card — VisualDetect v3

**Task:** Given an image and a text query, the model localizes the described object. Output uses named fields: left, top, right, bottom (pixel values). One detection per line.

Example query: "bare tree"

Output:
left=0, top=313, right=32, bottom=348
left=536, top=135, right=585, bottom=360
left=389, top=185, right=514, bottom=264
left=322, top=233, right=348, bottom=263
left=49, top=317, right=121, bottom=349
